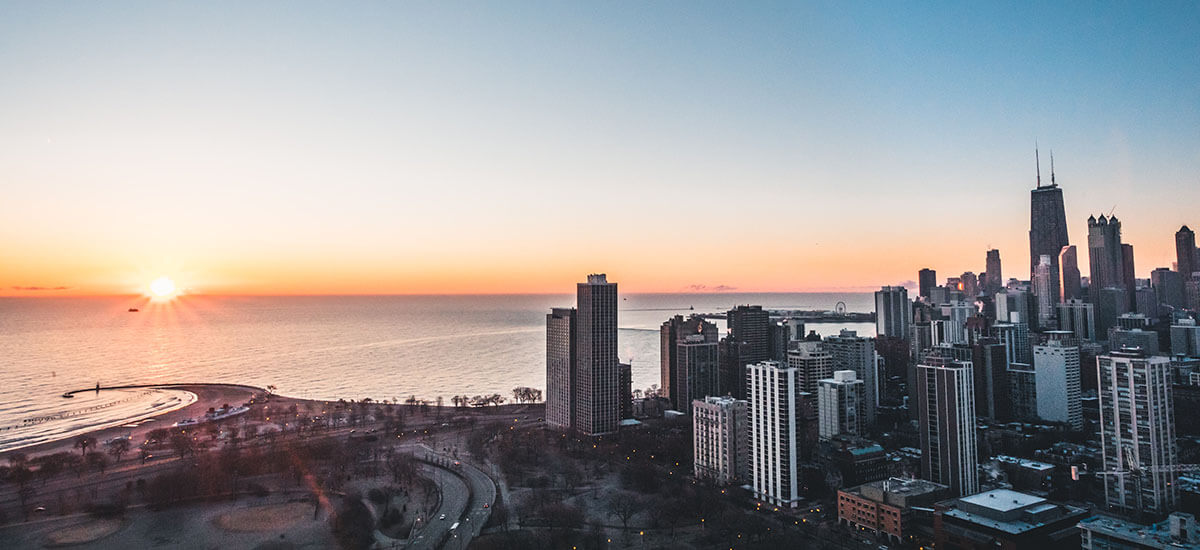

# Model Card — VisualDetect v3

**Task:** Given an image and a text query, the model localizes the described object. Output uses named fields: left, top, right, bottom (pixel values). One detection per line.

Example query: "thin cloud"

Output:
left=685, top=284, right=738, bottom=292
left=11, top=285, right=71, bottom=291
left=895, top=280, right=917, bottom=289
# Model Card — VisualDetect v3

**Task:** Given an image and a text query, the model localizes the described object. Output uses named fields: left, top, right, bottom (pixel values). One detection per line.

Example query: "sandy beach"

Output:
left=0, top=384, right=267, bottom=459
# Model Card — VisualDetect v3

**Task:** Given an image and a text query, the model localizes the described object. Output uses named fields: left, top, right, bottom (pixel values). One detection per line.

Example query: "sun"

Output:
left=149, top=276, right=177, bottom=298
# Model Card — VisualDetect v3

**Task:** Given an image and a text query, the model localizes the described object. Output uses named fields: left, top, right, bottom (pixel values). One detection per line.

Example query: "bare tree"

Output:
left=108, top=439, right=131, bottom=463
left=73, top=435, right=96, bottom=457
left=608, top=493, right=644, bottom=531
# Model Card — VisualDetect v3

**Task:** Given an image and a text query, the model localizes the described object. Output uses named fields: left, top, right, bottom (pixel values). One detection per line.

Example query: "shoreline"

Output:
left=0, top=383, right=266, bottom=459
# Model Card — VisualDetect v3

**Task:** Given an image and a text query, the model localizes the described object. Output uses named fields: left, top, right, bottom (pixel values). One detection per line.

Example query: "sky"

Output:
left=1, top=2, right=1198, bottom=296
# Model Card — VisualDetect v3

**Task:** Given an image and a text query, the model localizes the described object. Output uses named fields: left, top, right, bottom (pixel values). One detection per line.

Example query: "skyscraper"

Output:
left=1178, top=225, right=1197, bottom=281
left=1030, top=152, right=1069, bottom=305
left=545, top=307, right=576, bottom=430
left=1060, top=245, right=1082, bottom=301
left=818, top=370, right=866, bottom=440
left=1122, top=243, right=1137, bottom=304
left=824, top=329, right=879, bottom=427
left=1058, top=299, right=1097, bottom=342
left=748, top=360, right=807, bottom=508
left=1032, top=254, right=1056, bottom=327
left=875, top=286, right=912, bottom=339
left=985, top=249, right=1003, bottom=297
left=575, top=274, right=620, bottom=435
left=1098, top=349, right=1178, bottom=517
left=727, top=305, right=770, bottom=364
left=660, top=315, right=720, bottom=412
left=1088, top=214, right=1127, bottom=295
left=1033, top=331, right=1082, bottom=430
left=917, top=359, right=979, bottom=497
left=919, top=269, right=937, bottom=301
left=972, top=337, right=1010, bottom=422
left=1151, top=267, right=1185, bottom=313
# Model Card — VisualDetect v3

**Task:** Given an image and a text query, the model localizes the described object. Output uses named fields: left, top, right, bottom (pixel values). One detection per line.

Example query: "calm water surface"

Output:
left=0, top=293, right=872, bottom=445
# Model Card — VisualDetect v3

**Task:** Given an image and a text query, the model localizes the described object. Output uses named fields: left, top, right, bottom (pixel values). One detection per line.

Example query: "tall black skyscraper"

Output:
left=660, top=315, right=719, bottom=412
left=985, top=250, right=1002, bottom=296
left=1087, top=214, right=1126, bottom=293
left=919, top=268, right=937, bottom=300
left=576, top=274, right=619, bottom=435
left=1178, top=225, right=1197, bottom=280
left=1029, top=150, right=1069, bottom=304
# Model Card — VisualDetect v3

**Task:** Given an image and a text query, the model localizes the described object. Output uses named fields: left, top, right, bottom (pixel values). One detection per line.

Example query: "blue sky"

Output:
left=1, top=2, right=1197, bottom=294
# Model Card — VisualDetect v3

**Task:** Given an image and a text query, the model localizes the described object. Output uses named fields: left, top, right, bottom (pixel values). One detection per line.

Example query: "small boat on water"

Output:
left=128, top=308, right=139, bottom=312
left=173, top=418, right=199, bottom=428
left=61, top=393, right=74, bottom=399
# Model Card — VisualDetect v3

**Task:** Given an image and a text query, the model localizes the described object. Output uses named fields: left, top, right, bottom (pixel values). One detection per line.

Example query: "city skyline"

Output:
left=3, top=3, right=1199, bottom=296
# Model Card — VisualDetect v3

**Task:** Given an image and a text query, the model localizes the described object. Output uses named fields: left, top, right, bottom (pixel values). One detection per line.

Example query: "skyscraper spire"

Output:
left=1035, top=145, right=1042, bottom=188
left=1050, top=150, right=1056, bottom=187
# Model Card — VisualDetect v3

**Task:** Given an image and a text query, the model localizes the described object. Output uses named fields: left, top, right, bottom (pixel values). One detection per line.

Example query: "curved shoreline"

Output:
left=0, top=384, right=266, bottom=457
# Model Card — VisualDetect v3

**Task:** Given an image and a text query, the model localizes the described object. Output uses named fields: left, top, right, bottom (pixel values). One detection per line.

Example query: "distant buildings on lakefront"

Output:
left=544, top=149, right=1200, bottom=548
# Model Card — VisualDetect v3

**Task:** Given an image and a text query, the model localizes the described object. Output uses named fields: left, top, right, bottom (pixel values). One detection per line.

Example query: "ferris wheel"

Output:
left=835, top=301, right=847, bottom=315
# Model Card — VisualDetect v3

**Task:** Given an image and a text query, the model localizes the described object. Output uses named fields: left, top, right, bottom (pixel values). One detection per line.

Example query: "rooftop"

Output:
left=1078, top=514, right=1199, bottom=548
left=959, top=489, right=1044, bottom=513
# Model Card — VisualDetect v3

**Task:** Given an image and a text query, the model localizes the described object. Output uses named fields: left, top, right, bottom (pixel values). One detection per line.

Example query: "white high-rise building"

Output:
left=1098, top=349, right=1178, bottom=516
left=823, top=330, right=879, bottom=426
left=1033, top=331, right=1082, bottom=430
left=748, top=360, right=805, bottom=508
left=818, top=370, right=865, bottom=440
left=917, top=359, right=979, bottom=497
left=693, top=396, right=747, bottom=485
left=875, top=286, right=912, bottom=339
left=939, top=301, right=975, bottom=345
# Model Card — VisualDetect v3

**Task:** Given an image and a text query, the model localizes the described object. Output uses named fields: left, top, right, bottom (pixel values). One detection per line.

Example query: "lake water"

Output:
left=0, top=292, right=873, bottom=449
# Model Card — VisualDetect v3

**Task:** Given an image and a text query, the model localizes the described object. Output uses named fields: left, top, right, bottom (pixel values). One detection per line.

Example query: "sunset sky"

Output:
left=2, top=2, right=1198, bottom=296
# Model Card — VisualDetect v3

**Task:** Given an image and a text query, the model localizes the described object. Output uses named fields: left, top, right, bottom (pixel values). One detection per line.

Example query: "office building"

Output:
left=1173, top=318, right=1200, bottom=357
left=876, top=286, right=912, bottom=339
left=748, top=360, right=807, bottom=508
left=1096, top=286, right=1131, bottom=338
left=1061, top=245, right=1082, bottom=301
left=727, top=305, right=770, bottom=364
left=933, top=489, right=1088, bottom=550
left=660, top=315, right=720, bottom=412
left=1030, top=161, right=1070, bottom=304
left=545, top=307, right=576, bottom=430
left=787, top=341, right=834, bottom=394
left=972, top=337, right=1010, bottom=421
left=1008, top=362, right=1038, bottom=421
left=1033, top=331, right=1082, bottom=430
left=917, top=359, right=979, bottom=496
left=1089, top=214, right=1128, bottom=297
left=1079, top=513, right=1200, bottom=550
left=986, top=249, right=1003, bottom=297
left=818, top=370, right=866, bottom=440
left=824, top=329, right=879, bottom=426
left=838, top=477, right=950, bottom=546
left=1178, top=225, right=1197, bottom=282
left=575, top=274, right=620, bottom=435
left=619, top=362, right=632, bottom=419
left=693, top=396, right=747, bottom=485
left=1098, top=349, right=1178, bottom=517
left=992, top=322, right=1031, bottom=365
left=1151, top=267, right=1185, bottom=313
left=1033, top=254, right=1056, bottom=327
left=919, top=268, right=937, bottom=301
left=1059, top=299, right=1098, bottom=342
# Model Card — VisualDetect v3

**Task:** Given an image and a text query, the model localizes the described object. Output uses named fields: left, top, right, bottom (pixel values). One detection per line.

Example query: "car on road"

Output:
left=439, top=514, right=446, bottom=520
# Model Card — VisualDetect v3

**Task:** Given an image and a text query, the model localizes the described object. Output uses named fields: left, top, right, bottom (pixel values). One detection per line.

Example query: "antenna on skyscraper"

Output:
left=1050, top=150, right=1056, bottom=187
left=1035, top=144, right=1042, bottom=188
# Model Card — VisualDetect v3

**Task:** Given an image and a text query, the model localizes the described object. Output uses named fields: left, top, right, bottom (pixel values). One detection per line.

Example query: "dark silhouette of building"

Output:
left=917, top=356, right=978, bottom=496
left=659, top=314, right=719, bottom=413
left=1087, top=214, right=1127, bottom=300
left=919, top=268, right=937, bottom=301
left=575, top=274, right=620, bottom=435
left=1178, top=225, right=1197, bottom=281
left=1060, top=245, right=1082, bottom=301
left=1029, top=151, right=1069, bottom=305
left=1152, top=267, right=1185, bottom=313
left=972, top=337, right=1010, bottom=422
left=619, top=362, right=632, bottom=420
left=985, top=250, right=1003, bottom=297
